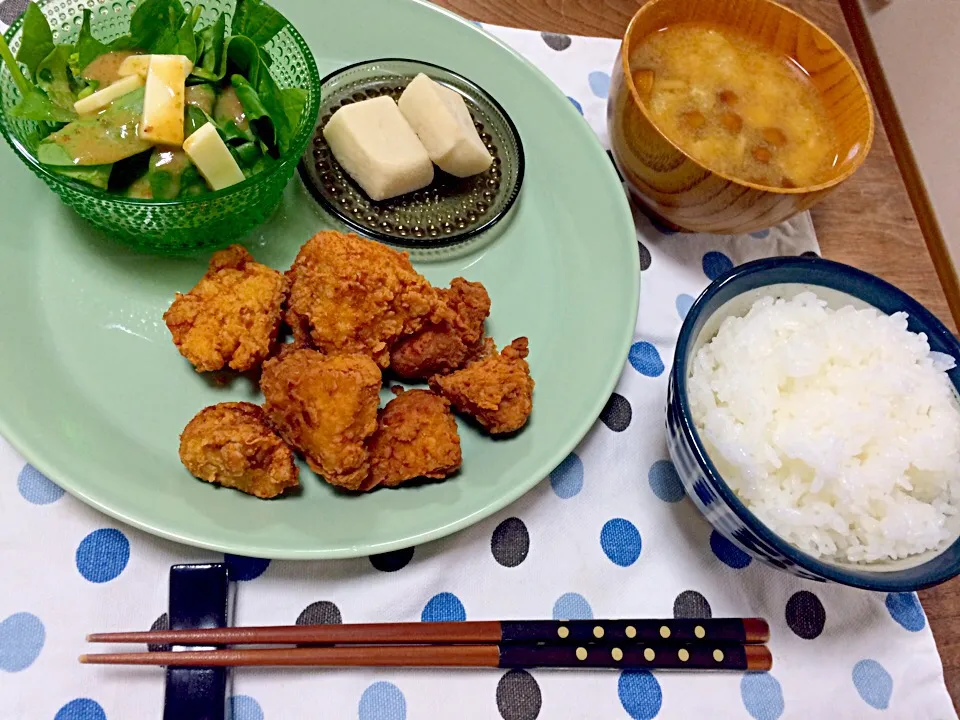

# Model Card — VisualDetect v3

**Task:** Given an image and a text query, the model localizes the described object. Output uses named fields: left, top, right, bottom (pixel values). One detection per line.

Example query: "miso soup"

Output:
left=629, top=23, right=839, bottom=188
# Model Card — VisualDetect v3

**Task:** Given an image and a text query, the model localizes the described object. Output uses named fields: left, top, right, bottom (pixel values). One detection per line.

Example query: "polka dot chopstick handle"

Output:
left=499, top=643, right=772, bottom=672
left=80, top=643, right=772, bottom=672
left=501, top=618, right=769, bottom=645
left=87, top=618, right=770, bottom=648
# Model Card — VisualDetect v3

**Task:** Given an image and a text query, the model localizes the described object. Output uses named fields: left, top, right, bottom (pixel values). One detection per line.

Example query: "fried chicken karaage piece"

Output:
left=179, top=402, right=299, bottom=498
left=368, top=388, right=462, bottom=490
left=164, top=245, right=288, bottom=372
left=285, top=231, right=451, bottom=366
left=465, top=336, right=496, bottom=363
left=389, top=278, right=491, bottom=380
left=429, top=338, right=534, bottom=435
left=260, top=349, right=381, bottom=491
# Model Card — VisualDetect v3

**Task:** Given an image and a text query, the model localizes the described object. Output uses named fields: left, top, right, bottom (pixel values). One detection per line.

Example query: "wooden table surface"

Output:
left=431, top=0, right=960, bottom=710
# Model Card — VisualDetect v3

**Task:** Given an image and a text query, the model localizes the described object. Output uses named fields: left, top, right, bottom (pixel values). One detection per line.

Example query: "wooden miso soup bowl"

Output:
left=608, top=0, right=875, bottom=234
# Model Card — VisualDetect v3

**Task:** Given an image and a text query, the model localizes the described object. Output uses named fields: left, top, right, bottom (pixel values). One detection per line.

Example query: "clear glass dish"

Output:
left=299, top=58, right=524, bottom=250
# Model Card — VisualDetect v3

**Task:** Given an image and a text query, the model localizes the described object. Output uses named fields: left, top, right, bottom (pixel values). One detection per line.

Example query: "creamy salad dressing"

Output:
left=214, top=86, right=248, bottom=132
left=82, top=51, right=140, bottom=88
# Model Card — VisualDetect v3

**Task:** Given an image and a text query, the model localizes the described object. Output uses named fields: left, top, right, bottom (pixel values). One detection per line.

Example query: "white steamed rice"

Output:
left=688, top=291, right=960, bottom=564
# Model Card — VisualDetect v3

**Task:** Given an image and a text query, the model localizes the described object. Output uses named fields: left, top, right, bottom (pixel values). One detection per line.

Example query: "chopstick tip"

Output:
left=78, top=654, right=90, bottom=664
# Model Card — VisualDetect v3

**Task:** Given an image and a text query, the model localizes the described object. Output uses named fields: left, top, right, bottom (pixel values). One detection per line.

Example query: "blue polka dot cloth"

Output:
left=0, top=20, right=955, bottom=720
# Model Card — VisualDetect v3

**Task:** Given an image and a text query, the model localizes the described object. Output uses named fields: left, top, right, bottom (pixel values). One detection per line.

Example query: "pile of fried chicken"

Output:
left=165, top=231, right=534, bottom=498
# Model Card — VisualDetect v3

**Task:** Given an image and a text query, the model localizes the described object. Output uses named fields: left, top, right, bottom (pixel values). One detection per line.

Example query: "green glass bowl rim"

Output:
left=0, top=0, right=322, bottom=207
left=298, top=57, right=525, bottom=248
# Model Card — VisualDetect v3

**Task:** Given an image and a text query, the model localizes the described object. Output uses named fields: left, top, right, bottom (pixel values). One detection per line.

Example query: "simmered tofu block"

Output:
left=398, top=73, right=492, bottom=178
left=322, top=96, right=434, bottom=201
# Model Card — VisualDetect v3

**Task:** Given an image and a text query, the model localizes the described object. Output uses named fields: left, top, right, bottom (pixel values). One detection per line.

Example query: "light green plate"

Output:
left=0, top=0, right=639, bottom=558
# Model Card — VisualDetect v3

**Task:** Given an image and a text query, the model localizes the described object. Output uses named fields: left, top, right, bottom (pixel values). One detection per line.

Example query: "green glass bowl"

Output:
left=0, top=0, right=321, bottom=255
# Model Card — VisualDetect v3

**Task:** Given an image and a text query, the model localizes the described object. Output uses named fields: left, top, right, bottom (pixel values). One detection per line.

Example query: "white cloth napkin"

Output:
left=0, top=18, right=955, bottom=720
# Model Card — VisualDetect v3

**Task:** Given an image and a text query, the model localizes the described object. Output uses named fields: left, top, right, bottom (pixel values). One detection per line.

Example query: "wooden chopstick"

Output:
left=87, top=618, right=769, bottom=647
left=80, top=643, right=773, bottom=672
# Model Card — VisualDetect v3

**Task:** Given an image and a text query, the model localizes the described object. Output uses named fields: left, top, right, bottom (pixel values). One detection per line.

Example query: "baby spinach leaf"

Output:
left=178, top=165, right=208, bottom=197
left=128, top=0, right=186, bottom=52
left=193, top=34, right=206, bottom=63
left=148, top=170, right=178, bottom=200
left=225, top=35, right=261, bottom=85
left=231, top=140, right=262, bottom=170
left=36, top=140, right=77, bottom=165
left=15, top=3, right=54, bottom=79
left=280, top=87, right=306, bottom=131
left=229, top=75, right=267, bottom=115
left=147, top=146, right=192, bottom=200
left=211, top=85, right=252, bottom=140
left=153, top=3, right=201, bottom=61
left=4, top=35, right=77, bottom=124
left=248, top=153, right=275, bottom=176
left=73, top=9, right=109, bottom=73
left=172, top=22, right=198, bottom=61
left=10, top=87, right=76, bottom=122
left=229, top=73, right=279, bottom=150
left=227, top=38, right=302, bottom=157
left=231, top=0, right=286, bottom=47
left=36, top=46, right=77, bottom=114
left=51, top=163, right=112, bottom=189
left=184, top=103, right=249, bottom=145
left=107, top=34, right=135, bottom=51
left=221, top=119, right=254, bottom=144
left=39, top=87, right=150, bottom=166
left=191, top=32, right=257, bottom=84
left=186, top=5, right=203, bottom=33
left=184, top=103, right=211, bottom=138
left=252, top=68, right=293, bottom=154
left=190, top=14, right=226, bottom=81
left=0, top=31, right=37, bottom=98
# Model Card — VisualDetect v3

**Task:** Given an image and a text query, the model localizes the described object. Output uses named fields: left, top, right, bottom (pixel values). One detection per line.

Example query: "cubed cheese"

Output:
left=73, top=73, right=144, bottom=115
left=322, top=96, right=434, bottom=202
left=120, top=54, right=192, bottom=79
left=118, top=54, right=150, bottom=78
left=182, top=122, right=245, bottom=191
left=140, top=54, right=192, bottom=146
left=398, top=74, right=493, bottom=178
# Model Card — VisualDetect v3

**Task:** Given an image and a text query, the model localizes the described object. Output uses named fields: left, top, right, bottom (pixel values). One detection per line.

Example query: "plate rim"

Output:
left=0, top=0, right=641, bottom=559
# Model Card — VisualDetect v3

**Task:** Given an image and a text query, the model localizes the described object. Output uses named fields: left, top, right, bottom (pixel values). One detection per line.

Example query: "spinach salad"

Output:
left=0, top=0, right=307, bottom=198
